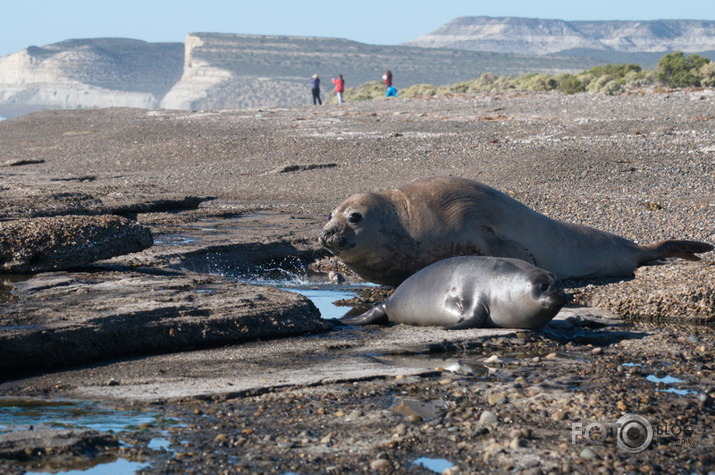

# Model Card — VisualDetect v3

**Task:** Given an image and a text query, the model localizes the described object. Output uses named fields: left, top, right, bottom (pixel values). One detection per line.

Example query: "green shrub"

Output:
left=342, top=53, right=712, bottom=103
left=518, top=73, right=557, bottom=91
left=401, top=83, right=437, bottom=97
left=601, top=80, right=625, bottom=95
left=557, top=74, right=585, bottom=94
left=657, top=52, right=710, bottom=87
left=344, top=81, right=384, bottom=102
left=586, top=63, right=641, bottom=78
left=701, top=62, right=715, bottom=87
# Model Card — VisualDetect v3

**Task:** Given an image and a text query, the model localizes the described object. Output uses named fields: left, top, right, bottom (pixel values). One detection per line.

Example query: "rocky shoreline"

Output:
left=0, top=91, right=713, bottom=473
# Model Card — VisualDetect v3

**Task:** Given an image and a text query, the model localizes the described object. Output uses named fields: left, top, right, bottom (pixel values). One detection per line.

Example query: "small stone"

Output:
left=545, top=352, right=558, bottom=360
left=592, top=347, right=604, bottom=355
left=531, top=356, right=541, bottom=363
left=479, top=410, right=498, bottom=426
left=370, top=458, right=391, bottom=471
left=214, top=434, right=229, bottom=443
left=580, top=447, right=598, bottom=459
left=484, top=355, right=501, bottom=364
left=616, top=400, right=627, bottom=411
left=487, top=393, right=507, bottom=405
left=510, top=437, right=524, bottom=449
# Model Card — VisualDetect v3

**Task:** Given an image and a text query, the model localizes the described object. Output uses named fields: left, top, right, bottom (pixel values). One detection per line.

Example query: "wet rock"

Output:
left=0, top=215, right=152, bottom=273
left=0, top=271, right=329, bottom=378
left=0, top=427, right=118, bottom=460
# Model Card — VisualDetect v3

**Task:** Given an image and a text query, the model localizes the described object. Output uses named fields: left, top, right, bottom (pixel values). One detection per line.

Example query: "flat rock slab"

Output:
left=0, top=215, right=152, bottom=273
left=1, top=307, right=622, bottom=403
left=0, top=271, right=329, bottom=379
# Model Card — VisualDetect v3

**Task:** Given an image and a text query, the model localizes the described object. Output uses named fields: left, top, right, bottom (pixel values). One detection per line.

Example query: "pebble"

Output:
left=370, top=458, right=391, bottom=471
left=478, top=410, right=498, bottom=426
left=580, top=447, right=599, bottom=459
left=487, top=393, right=507, bottom=405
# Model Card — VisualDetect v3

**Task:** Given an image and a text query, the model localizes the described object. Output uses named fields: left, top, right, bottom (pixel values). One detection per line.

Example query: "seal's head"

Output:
left=320, top=192, right=394, bottom=255
left=487, top=258, right=569, bottom=329
left=527, top=268, right=569, bottom=313
left=319, top=192, right=414, bottom=284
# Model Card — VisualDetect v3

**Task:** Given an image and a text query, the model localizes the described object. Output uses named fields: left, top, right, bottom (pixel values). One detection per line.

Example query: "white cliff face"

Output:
left=404, top=17, right=715, bottom=55
left=160, top=35, right=233, bottom=110
left=2, top=19, right=714, bottom=114
left=0, top=39, right=182, bottom=110
left=0, top=82, right=158, bottom=109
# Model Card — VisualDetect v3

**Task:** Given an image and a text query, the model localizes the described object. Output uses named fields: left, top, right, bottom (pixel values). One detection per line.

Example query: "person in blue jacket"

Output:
left=386, top=85, right=398, bottom=97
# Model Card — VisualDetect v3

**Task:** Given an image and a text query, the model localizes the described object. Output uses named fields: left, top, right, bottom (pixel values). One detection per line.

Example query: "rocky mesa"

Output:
left=404, top=16, right=715, bottom=61
left=0, top=32, right=602, bottom=114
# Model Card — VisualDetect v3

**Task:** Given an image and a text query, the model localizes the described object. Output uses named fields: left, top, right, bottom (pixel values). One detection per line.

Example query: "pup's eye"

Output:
left=540, top=283, right=550, bottom=291
left=348, top=213, right=362, bottom=224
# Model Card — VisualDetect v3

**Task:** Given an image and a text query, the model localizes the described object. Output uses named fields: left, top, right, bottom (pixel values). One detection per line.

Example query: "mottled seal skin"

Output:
left=319, top=176, right=713, bottom=287
left=340, top=256, right=568, bottom=329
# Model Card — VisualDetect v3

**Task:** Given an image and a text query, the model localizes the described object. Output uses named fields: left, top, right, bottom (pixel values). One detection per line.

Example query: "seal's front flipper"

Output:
left=443, top=295, right=489, bottom=330
left=339, top=303, right=390, bottom=326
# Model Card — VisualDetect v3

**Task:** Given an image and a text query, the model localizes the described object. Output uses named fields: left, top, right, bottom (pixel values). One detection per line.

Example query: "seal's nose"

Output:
left=319, top=229, right=333, bottom=246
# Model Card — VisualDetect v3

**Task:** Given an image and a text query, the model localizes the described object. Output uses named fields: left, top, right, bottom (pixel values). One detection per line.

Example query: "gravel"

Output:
left=0, top=90, right=714, bottom=473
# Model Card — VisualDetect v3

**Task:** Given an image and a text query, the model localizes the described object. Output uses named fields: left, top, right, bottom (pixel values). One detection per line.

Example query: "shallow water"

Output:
left=220, top=264, right=367, bottom=320
left=25, top=458, right=150, bottom=475
left=413, top=456, right=454, bottom=473
left=0, top=397, right=158, bottom=434
left=0, top=397, right=172, bottom=474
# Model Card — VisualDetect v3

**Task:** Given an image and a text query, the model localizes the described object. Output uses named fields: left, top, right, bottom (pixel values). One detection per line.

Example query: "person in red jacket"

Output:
left=332, top=74, right=345, bottom=104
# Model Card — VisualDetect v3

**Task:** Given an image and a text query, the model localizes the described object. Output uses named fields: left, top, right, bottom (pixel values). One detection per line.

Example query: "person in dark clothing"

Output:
left=310, top=74, right=322, bottom=105
left=383, top=70, right=393, bottom=89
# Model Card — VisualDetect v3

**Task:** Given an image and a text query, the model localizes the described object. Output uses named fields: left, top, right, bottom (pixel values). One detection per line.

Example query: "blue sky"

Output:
left=2, top=0, right=714, bottom=57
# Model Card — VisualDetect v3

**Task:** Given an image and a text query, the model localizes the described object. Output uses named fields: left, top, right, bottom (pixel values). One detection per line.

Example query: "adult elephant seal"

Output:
left=340, top=256, right=568, bottom=329
left=319, top=176, right=713, bottom=287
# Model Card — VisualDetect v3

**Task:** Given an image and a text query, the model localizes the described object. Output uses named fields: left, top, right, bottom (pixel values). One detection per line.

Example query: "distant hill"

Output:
left=0, top=33, right=605, bottom=115
left=404, top=17, right=715, bottom=66
left=0, top=38, right=183, bottom=114
left=4, top=19, right=715, bottom=115
left=161, top=33, right=606, bottom=110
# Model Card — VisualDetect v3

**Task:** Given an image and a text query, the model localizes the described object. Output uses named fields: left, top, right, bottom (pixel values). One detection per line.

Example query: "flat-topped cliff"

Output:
left=0, top=38, right=183, bottom=112
left=0, top=33, right=602, bottom=114
left=160, top=32, right=598, bottom=110
left=404, top=16, right=715, bottom=57
left=4, top=17, right=715, bottom=114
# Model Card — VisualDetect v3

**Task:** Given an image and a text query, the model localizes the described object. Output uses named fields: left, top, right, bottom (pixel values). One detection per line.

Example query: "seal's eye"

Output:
left=539, top=283, right=550, bottom=292
left=348, top=212, right=362, bottom=224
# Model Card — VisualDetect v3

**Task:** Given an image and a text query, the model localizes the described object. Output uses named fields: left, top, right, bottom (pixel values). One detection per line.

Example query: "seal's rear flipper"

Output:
left=643, top=240, right=714, bottom=263
left=339, top=303, right=390, bottom=326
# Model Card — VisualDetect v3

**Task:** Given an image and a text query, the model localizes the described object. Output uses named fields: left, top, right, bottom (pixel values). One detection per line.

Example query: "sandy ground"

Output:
left=0, top=91, right=714, bottom=473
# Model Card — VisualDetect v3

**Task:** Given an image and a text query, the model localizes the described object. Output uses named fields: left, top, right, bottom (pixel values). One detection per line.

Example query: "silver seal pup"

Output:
left=340, top=256, right=569, bottom=329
